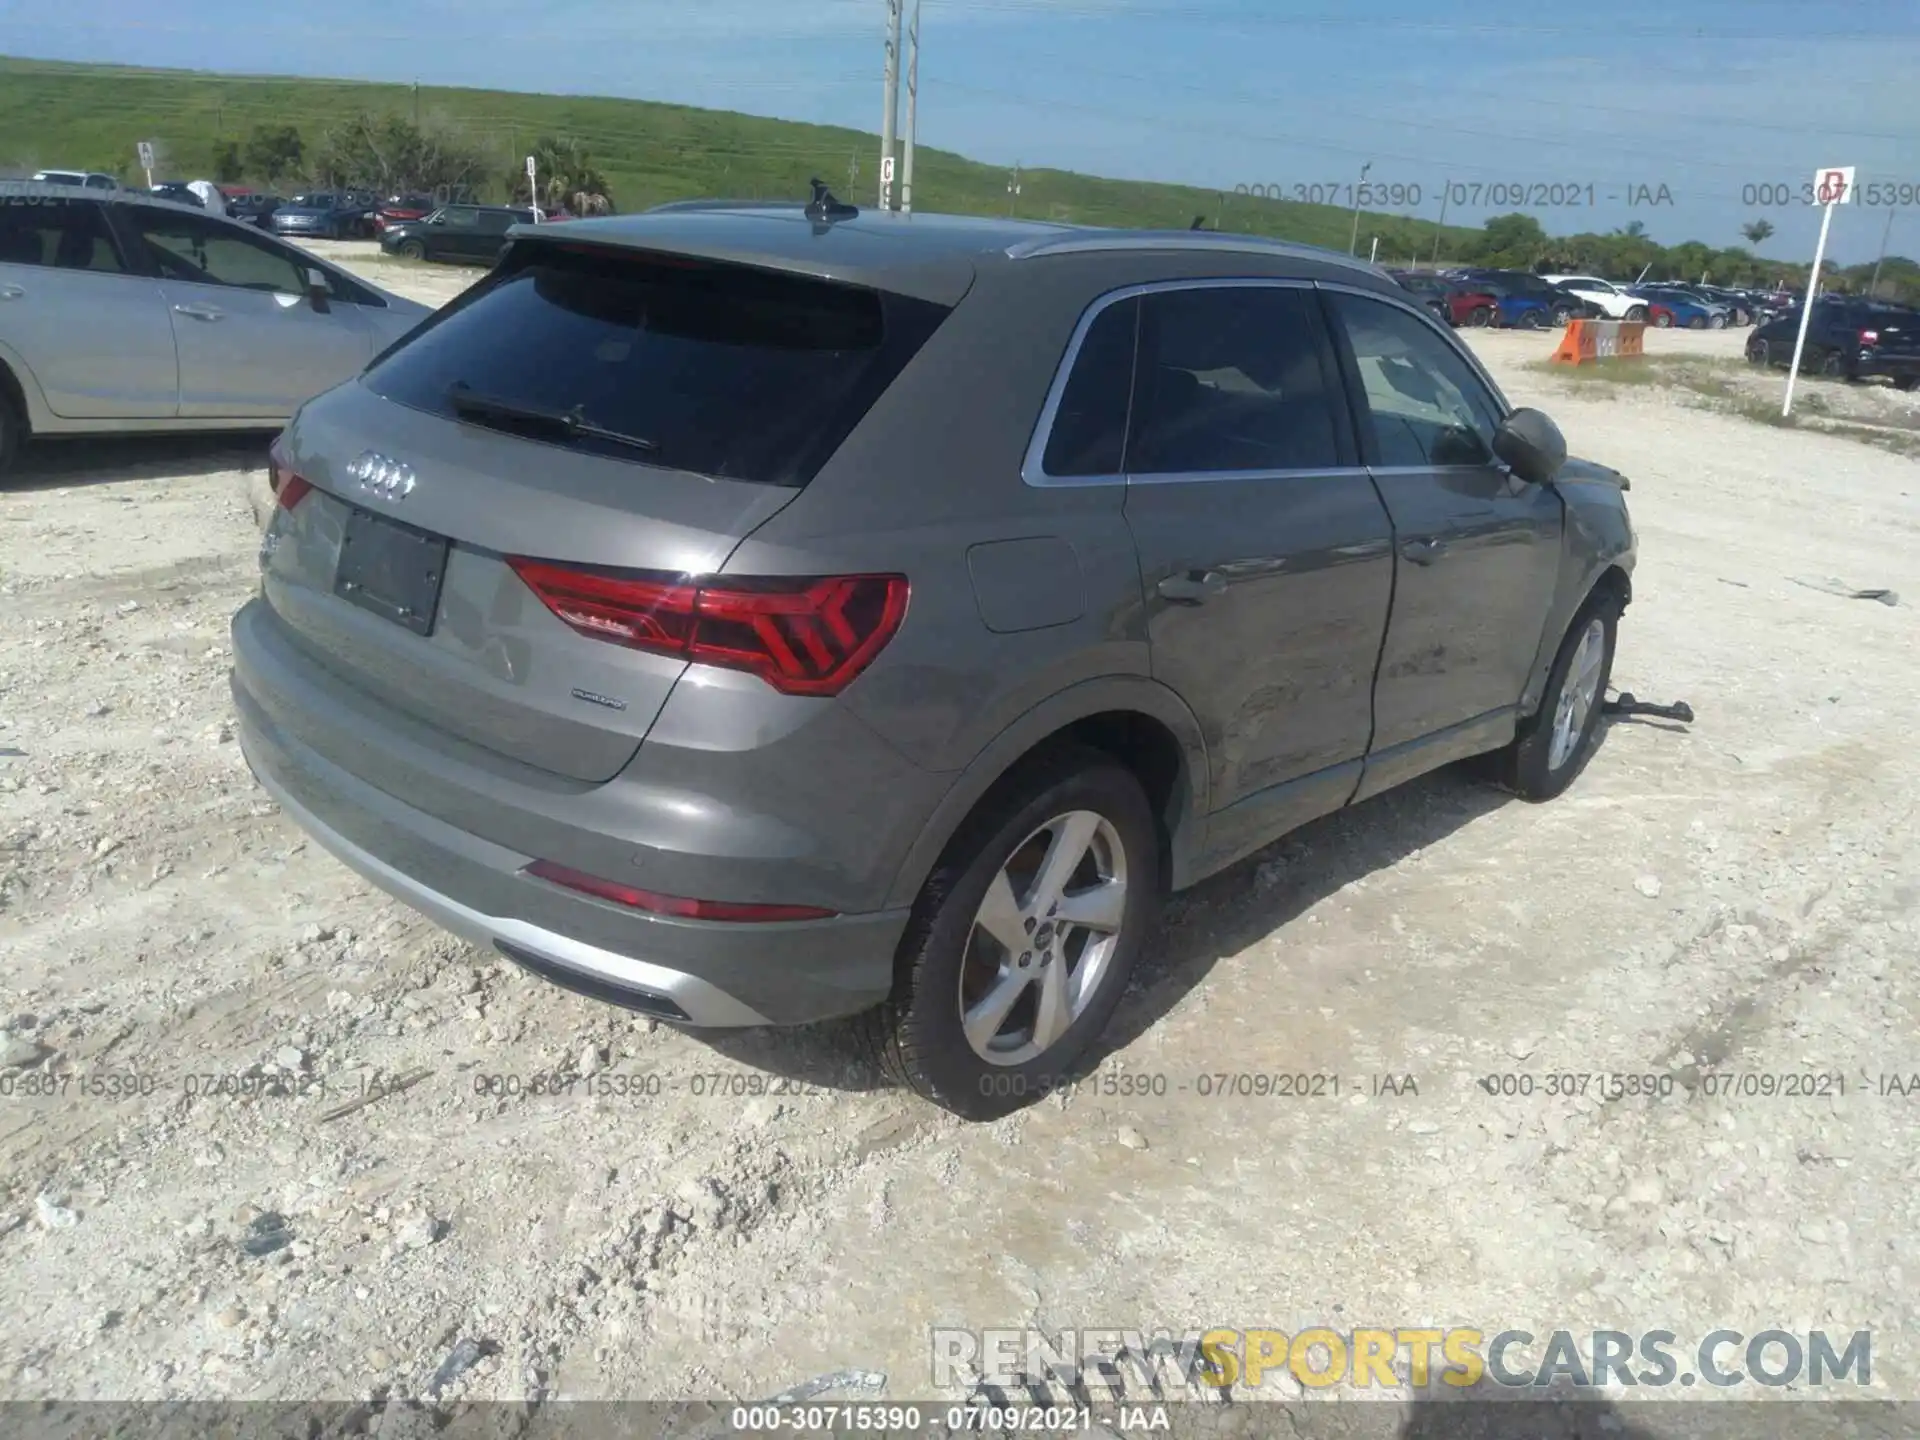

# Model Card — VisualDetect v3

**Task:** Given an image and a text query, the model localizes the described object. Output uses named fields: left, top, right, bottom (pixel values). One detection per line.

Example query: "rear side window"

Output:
left=1041, top=296, right=1137, bottom=477
left=1127, top=285, right=1348, bottom=474
left=0, top=198, right=125, bottom=274
left=364, top=243, right=950, bottom=486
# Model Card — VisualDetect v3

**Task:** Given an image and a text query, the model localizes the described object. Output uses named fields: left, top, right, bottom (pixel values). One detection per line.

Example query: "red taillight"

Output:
left=1860, top=329, right=1879, bottom=346
left=268, top=436, right=314, bottom=512
left=508, top=559, right=909, bottom=698
left=523, top=859, right=836, bottom=923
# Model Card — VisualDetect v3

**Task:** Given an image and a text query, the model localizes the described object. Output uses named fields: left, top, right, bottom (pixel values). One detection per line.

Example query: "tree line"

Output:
left=207, top=116, right=614, bottom=215
left=1417, top=211, right=1916, bottom=303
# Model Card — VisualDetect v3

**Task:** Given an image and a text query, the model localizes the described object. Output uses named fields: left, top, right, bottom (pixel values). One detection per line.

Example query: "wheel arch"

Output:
left=882, top=676, right=1213, bottom=911
left=1518, top=547, right=1633, bottom=724
left=0, top=340, right=50, bottom=434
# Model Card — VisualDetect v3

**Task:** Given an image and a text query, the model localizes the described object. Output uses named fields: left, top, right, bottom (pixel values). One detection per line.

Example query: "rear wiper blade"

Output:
left=445, top=381, right=658, bottom=453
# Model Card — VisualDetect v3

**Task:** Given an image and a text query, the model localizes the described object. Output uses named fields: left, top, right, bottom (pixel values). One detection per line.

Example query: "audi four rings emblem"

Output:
left=346, top=451, right=416, bottom=500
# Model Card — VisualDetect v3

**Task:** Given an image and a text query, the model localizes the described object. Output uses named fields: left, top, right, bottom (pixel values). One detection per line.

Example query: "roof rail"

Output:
left=1005, top=228, right=1377, bottom=272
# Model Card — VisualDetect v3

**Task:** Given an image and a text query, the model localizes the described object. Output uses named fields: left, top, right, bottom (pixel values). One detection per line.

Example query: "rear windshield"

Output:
left=362, top=242, right=950, bottom=486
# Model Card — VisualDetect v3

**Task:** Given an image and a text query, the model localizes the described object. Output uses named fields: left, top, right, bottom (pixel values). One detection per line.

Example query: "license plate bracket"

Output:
left=333, top=507, right=449, bottom=638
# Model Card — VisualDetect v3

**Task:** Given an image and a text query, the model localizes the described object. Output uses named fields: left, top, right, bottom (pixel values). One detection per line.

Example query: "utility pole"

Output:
left=900, top=0, right=921, bottom=214
left=879, top=0, right=903, bottom=210
left=1868, top=206, right=1896, bottom=297
left=1347, top=160, right=1371, bottom=256
left=1007, top=161, right=1022, bottom=215
left=848, top=151, right=860, bottom=194
left=1430, top=178, right=1451, bottom=268
left=412, top=81, right=421, bottom=127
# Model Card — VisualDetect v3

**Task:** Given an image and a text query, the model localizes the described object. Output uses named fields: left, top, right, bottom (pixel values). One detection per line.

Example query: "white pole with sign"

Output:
left=526, top=155, right=540, bottom=221
left=137, top=140, right=154, bottom=190
left=1783, top=164, right=1854, bottom=418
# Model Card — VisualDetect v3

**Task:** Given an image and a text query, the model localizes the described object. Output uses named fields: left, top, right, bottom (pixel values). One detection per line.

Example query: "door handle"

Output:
left=1399, top=537, right=1448, bottom=565
left=0, top=285, right=23, bottom=300
left=1157, top=570, right=1227, bottom=604
left=172, top=303, right=225, bottom=321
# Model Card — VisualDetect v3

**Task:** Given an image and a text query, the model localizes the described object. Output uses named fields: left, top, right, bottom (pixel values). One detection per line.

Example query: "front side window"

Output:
left=1126, top=285, right=1347, bottom=475
left=1330, top=292, right=1504, bottom=469
left=129, top=211, right=306, bottom=295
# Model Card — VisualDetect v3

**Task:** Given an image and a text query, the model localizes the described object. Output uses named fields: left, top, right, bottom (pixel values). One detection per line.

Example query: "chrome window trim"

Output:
left=1021, top=275, right=1361, bottom=490
left=1005, top=230, right=1383, bottom=277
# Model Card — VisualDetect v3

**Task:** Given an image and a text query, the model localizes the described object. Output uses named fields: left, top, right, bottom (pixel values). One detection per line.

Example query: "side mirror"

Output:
left=1493, top=407, right=1567, bottom=485
left=305, top=267, right=332, bottom=314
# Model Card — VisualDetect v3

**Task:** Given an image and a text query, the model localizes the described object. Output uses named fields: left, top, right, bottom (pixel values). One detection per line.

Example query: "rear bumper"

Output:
left=1860, top=354, right=1920, bottom=379
left=231, top=604, right=915, bottom=1027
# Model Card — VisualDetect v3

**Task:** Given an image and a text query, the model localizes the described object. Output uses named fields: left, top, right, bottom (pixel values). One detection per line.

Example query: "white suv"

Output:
left=1542, top=275, right=1648, bottom=322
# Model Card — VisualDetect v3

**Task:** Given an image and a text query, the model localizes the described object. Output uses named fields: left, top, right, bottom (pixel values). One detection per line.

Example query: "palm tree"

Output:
left=1741, top=218, right=1775, bottom=252
left=1618, top=220, right=1648, bottom=240
left=523, top=135, right=613, bottom=214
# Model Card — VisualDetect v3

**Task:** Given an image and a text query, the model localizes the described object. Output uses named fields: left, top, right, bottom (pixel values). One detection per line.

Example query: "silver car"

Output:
left=0, top=183, right=431, bottom=474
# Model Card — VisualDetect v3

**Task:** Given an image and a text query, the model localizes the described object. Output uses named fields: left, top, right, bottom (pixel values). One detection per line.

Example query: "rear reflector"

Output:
left=523, top=859, right=837, bottom=923
left=268, top=435, right=314, bottom=511
left=508, top=559, right=908, bottom=698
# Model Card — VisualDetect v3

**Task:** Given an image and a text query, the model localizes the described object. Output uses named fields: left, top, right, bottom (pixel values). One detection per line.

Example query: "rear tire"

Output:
left=1625, top=305, right=1647, bottom=323
left=1895, top=375, right=1919, bottom=392
left=397, top=239, right=426, bottom=261
left=861, top=746, right=1161, bottom=1121
left=1707, top=313, right=1727, bottom=330
left=1469, top=306, right=1494, bottom=328
left=1518, top=309, right=1546, bottom=331
left=1820, top=350, right=1851, bottom=381
left=1687, top=315, right=1706, bottom=330
left=1653, top=311, right=1674, bottom=329
left=1493, top=591, right=1620, bottom=802
left=0, top=386, right=21, bottom=479
left=1748, top=339, right=1771, bottom=367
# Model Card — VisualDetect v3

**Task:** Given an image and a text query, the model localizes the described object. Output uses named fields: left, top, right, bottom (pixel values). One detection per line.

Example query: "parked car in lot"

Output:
left=32, top=169, right=120, bottom=190
left=1540, top=275, right=1651, bottom=323
left=1628, top=288, right=1711, bottom=329
left=1746, top=297, right=1920, bottom=387
left=148, top=180, right=205, bottom=208
left=1693, top=285, right=1754, bottom=325
left=0, top=182, right=431, bottom=475
left=1386, top=271, right=1500, bottom=328
left=226, top=192, right=283, bottom=230
left=375, top=194, right=438, bottom=234
left=378, top=205, right=539, bottom=264
left=236, top=200, right=1636, bottom=1117
left=1452, top=269, right=1586, bottom=327
left=1632, top=284, right=1727, bottom=329
left=271, top=191, right=377, bottom=240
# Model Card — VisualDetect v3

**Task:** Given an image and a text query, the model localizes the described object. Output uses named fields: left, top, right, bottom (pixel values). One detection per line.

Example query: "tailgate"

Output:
left=257, top=242, right=947, bottom=783
left=264, top=385, right=795, bottom=783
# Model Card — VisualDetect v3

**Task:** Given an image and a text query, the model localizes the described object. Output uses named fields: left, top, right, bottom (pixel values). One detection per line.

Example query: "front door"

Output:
left=1322, top=288, right=1564, bottom=800
left=117, top=207, right=373, bottom=418
left=1117, top=281, right=1396, bottom=871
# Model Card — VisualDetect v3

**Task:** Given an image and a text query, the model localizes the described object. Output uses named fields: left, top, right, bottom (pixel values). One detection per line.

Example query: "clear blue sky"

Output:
left=3, top=0, right=1917, bottom=263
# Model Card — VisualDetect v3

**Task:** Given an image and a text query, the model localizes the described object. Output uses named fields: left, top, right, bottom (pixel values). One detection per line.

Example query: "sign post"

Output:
left=1783, top=164, right=1854, bottom=418
left=136, top=140, right=154, bottom=190
left=526, top=155, right=540, bottom=222
left=879, top=154, right=895, bottom=211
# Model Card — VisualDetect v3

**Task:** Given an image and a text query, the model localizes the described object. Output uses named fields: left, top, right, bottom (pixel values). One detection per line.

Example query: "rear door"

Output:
left=1322, top=287, right=1563, bottom=799
left=0, top=195, right=179, bottom=418
left=1118, top=281, right=1395, bottom=863
left=260, top=241, right=952, bottom=782
left=116, top=205, right=374, bottom=417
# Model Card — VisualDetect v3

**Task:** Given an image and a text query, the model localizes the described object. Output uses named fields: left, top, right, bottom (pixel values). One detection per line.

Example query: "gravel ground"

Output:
left=1, top=252, right=1917, bottom=1418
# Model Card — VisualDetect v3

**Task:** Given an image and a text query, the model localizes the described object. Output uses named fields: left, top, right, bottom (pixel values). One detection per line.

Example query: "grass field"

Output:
left=0, top=54, right=1483, bottom=260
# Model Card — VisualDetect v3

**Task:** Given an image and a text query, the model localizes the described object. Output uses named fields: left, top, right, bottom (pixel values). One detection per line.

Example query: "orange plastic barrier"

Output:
left=1550, top=318, right=1647, bottom=365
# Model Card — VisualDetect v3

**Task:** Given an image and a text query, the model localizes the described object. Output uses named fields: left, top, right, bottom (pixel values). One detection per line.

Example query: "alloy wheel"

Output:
left=957, top=810, right=1128, bottom=1066
left=1548, top=618, right=1607, bottom=772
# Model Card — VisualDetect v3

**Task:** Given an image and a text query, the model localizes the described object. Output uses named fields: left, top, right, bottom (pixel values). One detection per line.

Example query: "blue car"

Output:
left=1628, top=288, right=1713, bottom=330
left=1478, top=287, right=1554, bottom=329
